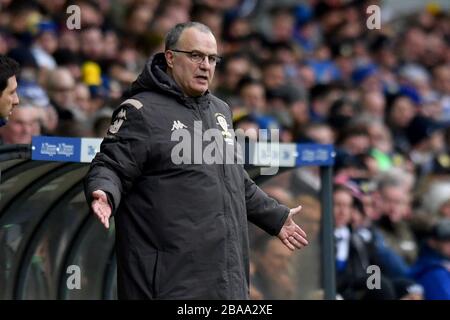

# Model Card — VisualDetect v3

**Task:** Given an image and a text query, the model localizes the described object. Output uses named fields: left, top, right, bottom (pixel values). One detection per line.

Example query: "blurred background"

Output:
left=0, top=0, right=450, bottom=300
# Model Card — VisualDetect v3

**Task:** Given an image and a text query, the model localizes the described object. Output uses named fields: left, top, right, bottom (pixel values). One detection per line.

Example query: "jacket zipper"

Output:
left=196, top=102, right=231, bottom=297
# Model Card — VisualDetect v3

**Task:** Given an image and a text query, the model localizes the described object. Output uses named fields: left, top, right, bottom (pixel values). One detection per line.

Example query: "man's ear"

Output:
left=165, top=50, right=174, bottom=69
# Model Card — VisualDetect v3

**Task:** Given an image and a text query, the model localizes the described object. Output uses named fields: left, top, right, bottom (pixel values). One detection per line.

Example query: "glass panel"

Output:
left=110, top=268, right=117, bottom=300
left=0, top=159, right=26, bottom=172
left=249, top=167, right=323, bottom=300
left=0, top=165, right=87, bottom=299
left=0, top=160, right=325, bottom=300
left=0, top=162, right=61, bottom=213
left=20, top=190, right=89, bottom=299
left=103, top=255, right=117, bottom=300
left=63, top=217, right=115, bottom=299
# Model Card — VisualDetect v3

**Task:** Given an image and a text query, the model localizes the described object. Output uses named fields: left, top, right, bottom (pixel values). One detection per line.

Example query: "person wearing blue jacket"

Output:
left=410, top=219, right=450, bottom=300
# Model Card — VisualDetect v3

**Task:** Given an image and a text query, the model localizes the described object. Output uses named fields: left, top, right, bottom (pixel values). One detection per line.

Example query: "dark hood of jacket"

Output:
left=123, top=53, right=182, bottom=99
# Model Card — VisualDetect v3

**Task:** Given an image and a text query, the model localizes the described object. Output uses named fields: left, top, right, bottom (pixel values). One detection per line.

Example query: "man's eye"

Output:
left=191, top=53, right=202, bottom=59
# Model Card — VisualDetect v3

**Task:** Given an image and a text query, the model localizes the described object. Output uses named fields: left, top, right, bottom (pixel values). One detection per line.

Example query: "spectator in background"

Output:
left=46, top=67, right=77, bottom=121
left=251, top=233, right=296, bottom=300
left=432, top=64, right=450, bottom=121
left=16, top=80, right=58, bottom=134
left=308, top=83, right=343, bottom=122
left=406, top=115, right=446, bottom=178
left=336, top=125, right=371, bottom=156
left=300, top=122, right=334, bottom=145
left=327, top=97, right=357, bottom=133
left=372, top=171, right=417, bottom=277
left=361, top=91, right=386, bottom=120
left=238, top=77, right=267, bottom=114
left=92, top=107, right=114, bottom=138
left=0, top=103, right=41, bottom=144
left=123, top=3, right=156, bottom=39
left=410, top=219, right=450, bottom=299
left=421, top=181, right=450, bottom=219
left=31, top=21, right=58, bottom=71
left=214, top=53, right=251, bottom=104
left=333, top=184, right=375, bottom=297
left=80, top=26, right=104, bottom=64
left=386, top=95, right=417, bottom=153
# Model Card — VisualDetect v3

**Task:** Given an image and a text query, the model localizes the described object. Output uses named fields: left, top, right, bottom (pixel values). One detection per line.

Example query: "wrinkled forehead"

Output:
left=177, top=27, right=217, bottom=54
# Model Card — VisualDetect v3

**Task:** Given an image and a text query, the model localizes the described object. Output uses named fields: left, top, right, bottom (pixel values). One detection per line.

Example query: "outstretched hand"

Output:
left=277, top=205, right=308, bottom=251
left=91, top=190, right=112, bottom=229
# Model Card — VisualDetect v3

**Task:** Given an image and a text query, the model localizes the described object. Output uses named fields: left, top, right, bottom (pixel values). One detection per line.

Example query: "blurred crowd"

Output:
left=0, top=0, right=449, bottom=300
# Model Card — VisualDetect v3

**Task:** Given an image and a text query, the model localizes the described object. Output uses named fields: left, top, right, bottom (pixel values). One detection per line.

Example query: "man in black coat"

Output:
left=84, top=22, right=308, bottom=300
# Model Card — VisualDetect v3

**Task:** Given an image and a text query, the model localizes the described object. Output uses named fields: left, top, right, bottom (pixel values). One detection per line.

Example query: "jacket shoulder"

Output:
left=119, top=98, right=143, bottom=110
left=119, top=92, right=166, bottom=113
left=209, top=94, right=232, bottom=114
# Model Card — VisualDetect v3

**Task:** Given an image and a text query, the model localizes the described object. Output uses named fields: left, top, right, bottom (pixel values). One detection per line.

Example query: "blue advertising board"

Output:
left=32, top=136, right=335, bottom=166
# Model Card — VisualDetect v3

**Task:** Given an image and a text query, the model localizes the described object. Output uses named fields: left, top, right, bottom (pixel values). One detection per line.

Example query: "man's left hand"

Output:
left=277, top=205, right=308, bottom=251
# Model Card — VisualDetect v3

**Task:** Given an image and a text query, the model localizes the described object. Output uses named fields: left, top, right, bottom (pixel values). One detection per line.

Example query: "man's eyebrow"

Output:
left=191, top=49, right=219, bottom=56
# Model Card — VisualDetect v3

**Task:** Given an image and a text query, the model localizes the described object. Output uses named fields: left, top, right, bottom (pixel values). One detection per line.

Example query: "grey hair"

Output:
left=164, top=22, right=213, bottom=51
left=376, top=168, right=415, bottom=192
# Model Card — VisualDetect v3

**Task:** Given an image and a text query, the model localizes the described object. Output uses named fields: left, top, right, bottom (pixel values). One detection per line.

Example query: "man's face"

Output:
left=165, top=27, right=217, bottom=97
left=0, top=76, right=19, bottom=120
left=380, top=186, right=410, bottom=222
left=225, top=58, right=249, bottom=89
left=343, top=134, right=370, bottom=155
left=49, top=71, right=75, bottom=109
left=0, top=107, right=40, bottom=144
left=241, top=84, right=266, bottom=112
left=333, top=190, right=353, bottom=228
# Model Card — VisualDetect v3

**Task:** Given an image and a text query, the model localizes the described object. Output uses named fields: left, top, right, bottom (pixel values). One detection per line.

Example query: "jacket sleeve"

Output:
left=244, top=169, right=290, bottom=236
left=84, top=102, right=150, bottom=213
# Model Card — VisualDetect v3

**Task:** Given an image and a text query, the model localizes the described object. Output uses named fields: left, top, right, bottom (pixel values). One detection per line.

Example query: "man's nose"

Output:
left=13, top=93, right=19, bottom=105
left=199, top=57, right=212, bottom=69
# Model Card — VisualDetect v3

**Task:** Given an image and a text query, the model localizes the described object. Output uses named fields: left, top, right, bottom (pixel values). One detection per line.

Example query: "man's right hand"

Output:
left=91, top=190, right=112, bottom=229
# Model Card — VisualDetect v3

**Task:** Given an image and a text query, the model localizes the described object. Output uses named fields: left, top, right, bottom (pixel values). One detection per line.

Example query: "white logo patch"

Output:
left=215, top=113, right=233, bottom=145
left=109, top=108, right=127, bottom=134
left=171, top=120, right=188, bottom=131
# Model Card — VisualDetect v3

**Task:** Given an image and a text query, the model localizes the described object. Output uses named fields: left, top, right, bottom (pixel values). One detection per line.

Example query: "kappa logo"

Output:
left=109, top=108, right=127, bottom=134
left=171, top=120, right=188, bottom=131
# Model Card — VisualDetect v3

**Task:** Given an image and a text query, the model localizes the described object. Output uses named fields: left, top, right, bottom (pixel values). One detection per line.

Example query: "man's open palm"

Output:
left=91, top=190, right=112, bottom=229
left=278, top=205, right=308, bottom=251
